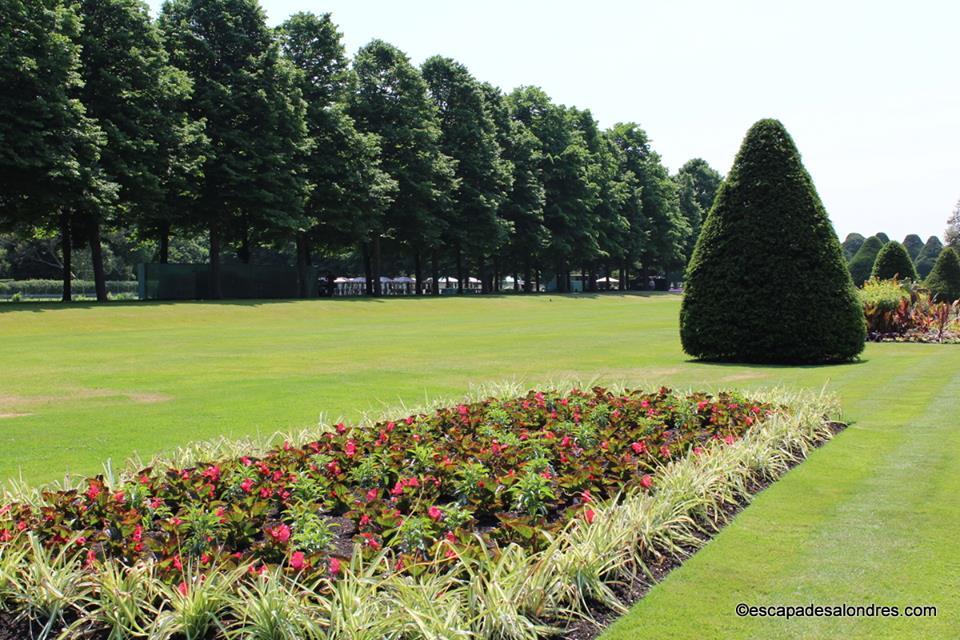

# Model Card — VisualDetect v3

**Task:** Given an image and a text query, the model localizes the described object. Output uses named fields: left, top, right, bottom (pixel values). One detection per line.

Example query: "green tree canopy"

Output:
left=160, top=0, right=309, bottom=297
left=350, top=40, right=456, bottom=293
left=915, top=235, right=944, bottom=279
left=841, top=233, right=865, bottom=261
left=924, top=247, right=960, bottom=302
left=848, top=235, right=884, bottom=286
left=871, top=240, right=917, bottom=281
left=422, top=56, right=511, bottom=292
left=902, top=234, right=924, bottom=260
left=875, top=232, right=890, bottom=244
left=680, top=119, right=864, bottom=363
left=674, top=158, right=722, bottom=263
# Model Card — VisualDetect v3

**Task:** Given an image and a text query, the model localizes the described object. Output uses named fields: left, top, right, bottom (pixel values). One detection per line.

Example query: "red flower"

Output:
left=259, top=487, right=273, bottom=499
left=723, top=435, right=736, bottom=445
left=345, top=440, right=357, bottom=457
left=584, top=508, right=596, bottom=524
left=201, top=465, right=221, bottom=483
left=366, top=488, right=378, bottom=501
left=289, top=551, right=306, bottom=571
left=240, top=478, right=254, bottom=493
left=329, top=557, right=341, bottom=575
left=173, top=555, right=183, bottom=571
left=659, top=445, right=671, bottom=458
left=266, top=523, right=291, bottom=543
left=0, top=530, right=11, bottom=542
left=85, top=548, right=97, bottom=568
left=631, top=441, right=647, bottom=454
left=177, top=581, right=189, bottom=596
left=428, top=506, right=443, bottom=521
left=581, top=490, right=593, bottom=504
left=640, top=474, right=653, bottom=489
left=85, top=484, right=101, bottom=501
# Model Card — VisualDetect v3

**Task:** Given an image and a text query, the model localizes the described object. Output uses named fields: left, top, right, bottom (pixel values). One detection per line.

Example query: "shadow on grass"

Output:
left=0, top=290, right=677, bottom=313
left=686, top=357, right=869, bottom=369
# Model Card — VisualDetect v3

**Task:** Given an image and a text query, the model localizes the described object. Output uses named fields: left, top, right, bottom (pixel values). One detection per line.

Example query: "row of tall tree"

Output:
left=1, top=0, right=722, bottom=300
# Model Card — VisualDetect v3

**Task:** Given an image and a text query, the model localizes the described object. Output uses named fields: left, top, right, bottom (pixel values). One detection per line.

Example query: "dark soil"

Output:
left=0, top=422, right=846, bottom=640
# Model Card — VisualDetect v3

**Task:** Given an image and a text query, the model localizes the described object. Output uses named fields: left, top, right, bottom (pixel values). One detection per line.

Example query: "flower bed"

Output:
left=861, top=278, right=960, bottom=343
left=0, top=386, right=838, bottom=639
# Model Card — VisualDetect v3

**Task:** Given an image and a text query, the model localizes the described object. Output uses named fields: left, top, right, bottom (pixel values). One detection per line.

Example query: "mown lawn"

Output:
left=0, top=293, right=956, bottom=638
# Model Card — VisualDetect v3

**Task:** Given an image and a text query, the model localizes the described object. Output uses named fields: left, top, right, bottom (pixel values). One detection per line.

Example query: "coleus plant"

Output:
left=0, top=387, right=772, bottom=581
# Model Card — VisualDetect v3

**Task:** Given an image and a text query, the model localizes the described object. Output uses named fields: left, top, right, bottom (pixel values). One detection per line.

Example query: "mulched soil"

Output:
left=0, top=422, right=845, bottom=640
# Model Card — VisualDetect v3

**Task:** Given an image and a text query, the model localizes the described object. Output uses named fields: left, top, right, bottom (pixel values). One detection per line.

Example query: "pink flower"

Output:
left=631, top=441, right=646, bottom=454
left=173, top=555, right=183, bottom=571
left=85, top=548, right=97, bottom=567
left=584, top=509, right=596, bottom=524
left=86, top=484, right=101, bottom=501
left=723, top=435, right=736, bottom=445
left=201, top=465, right=221, bottom=483
left=345, top=440, right=357, bottom=457
left=640, top=474, right=654, bottom=489
left=329, top=557, right=341, bottom=575
left=289, top=551, right=306, bottom=571
left=659, top=445, right=671, bottom=458
left=177, top=581, right=189, bottom=596
left=428, top=506, right=443, bottom=521
left=457, top=405, right=469, bottom=416
left=366, top=488, right=379, bottom=501
left=560, top=435, right=572, bottom=448
left=336, top=422, right=347, bottom=434
left=260, top=487, right=273, bottom=499
left=581, top=490, right=593, bottom=504
left=240, top=478, right=254, bottom=493
left=0, top=530, right=11, bottom=542
left=267, top=523, right=291, bottom=543
left=132, top=525, right=143, bottom=542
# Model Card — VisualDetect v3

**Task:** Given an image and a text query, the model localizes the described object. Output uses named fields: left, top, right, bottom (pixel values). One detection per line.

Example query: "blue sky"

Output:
left=147, top=0, right=959, bottom=241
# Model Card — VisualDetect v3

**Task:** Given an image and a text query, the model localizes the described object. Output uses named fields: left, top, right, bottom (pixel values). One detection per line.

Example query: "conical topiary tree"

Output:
left=871, top=241, right=918, bottom=281
left=848, top=235, right=884, bottom=286
left=680, top=119, right=865, bottom=363
left=841, top=233, right=865, bottom=262
left=915, top=236, right=944, bottom=279
left=903, top=234, right=924, bottom=260
left=875, top=232, right=890, bottom=244
left=924, top=247, right=960, bottom=302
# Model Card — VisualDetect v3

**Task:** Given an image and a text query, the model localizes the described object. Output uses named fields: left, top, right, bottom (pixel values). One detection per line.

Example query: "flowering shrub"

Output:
left=861, top=278, right=960, bottom=342
left=0, top=388, right=772, bottom=584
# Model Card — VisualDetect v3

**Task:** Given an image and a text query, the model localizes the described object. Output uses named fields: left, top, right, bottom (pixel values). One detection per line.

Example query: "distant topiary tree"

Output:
left=902, top=234, right=924, bottom=260
left=924, top=247, right=960, bottom=302
left=848, top=236, right=884, bottom=286
left=915, top=236, right=944, bottom=279
left=841, top=233, right=865, bottom=262
left=875, top=232, right=890, bottom=244
left=680, top=119, right=865, bottom=363
left=871, top=241, right=918, bottom=281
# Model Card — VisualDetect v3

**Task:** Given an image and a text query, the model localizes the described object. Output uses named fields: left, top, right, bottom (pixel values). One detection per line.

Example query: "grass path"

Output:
left=0, top=294, right=957, bottom=637
left=602, top=344, right=960, bottom=639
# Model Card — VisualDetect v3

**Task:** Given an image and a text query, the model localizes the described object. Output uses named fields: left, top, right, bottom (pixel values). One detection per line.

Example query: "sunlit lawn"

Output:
left=0, top=293, right=956, bottom=638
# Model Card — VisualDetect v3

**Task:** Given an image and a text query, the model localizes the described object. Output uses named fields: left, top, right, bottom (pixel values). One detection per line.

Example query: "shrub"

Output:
left=903, top=234, right=924, bottom=260
left=871, top=241, right=918, bottom=281
left=847, top=236, right=884, bottom=286
left=680, top=119, right=865, bottom=363
left=0, top=279, right=137, bottom=297
left=841, top=233, right=865, bottom=261
left=915, top=236, right=944, bottom=279
left=862, top=282, right=960, bottom=342
left=859, top=278, right=909, bottom=314
left=924, top=247, right=960, bottom=302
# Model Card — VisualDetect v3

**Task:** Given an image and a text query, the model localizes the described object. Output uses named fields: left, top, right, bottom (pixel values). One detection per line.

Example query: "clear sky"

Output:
left=147, top=0, right=959, bottom=241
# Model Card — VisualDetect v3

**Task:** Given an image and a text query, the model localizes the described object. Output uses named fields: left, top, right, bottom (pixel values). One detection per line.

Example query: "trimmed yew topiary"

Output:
left=871, top=241, right=918, bottom=281
left=848, top=235, right=884, bottom=286
left=924, top=247, right=960, bottom=302
left=680, top=119, right=865, bottom=363
left=915, top=236, right=944, bottom=279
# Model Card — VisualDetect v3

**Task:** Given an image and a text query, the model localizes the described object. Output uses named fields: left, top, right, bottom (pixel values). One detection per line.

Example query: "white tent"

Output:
left=392, top=276, right=416, bottom=283
left=596, top=276, right=619, bottom=283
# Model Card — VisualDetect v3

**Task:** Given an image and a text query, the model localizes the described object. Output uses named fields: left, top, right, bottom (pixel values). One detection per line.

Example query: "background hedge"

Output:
left=924, top=247, right=960, bottom=302
left=847, top=235, right=884, bottom=286
left=871, top=241, right=918, bottom=281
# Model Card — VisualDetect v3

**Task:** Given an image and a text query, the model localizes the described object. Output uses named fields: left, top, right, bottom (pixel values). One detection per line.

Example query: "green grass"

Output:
left=0, top=293, right=957, bottom=638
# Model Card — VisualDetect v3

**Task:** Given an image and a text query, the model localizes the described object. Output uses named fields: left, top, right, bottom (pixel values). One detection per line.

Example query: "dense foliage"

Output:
left=915, top=236, right=944, bottom=279
left=924, top=247, right=960, bottom=302
left=871, top=241, right=918, bottom=281
left=680, top=119, right=865, bottom=363
left=860, top=281, right=959, bottom=342
left=841, top=233, right=865, bottom=261
left=0, top=388, right=771, bottom=582
left=847, top=235, right=884, bottom=286
left=0, top=0, right=708, bottom=300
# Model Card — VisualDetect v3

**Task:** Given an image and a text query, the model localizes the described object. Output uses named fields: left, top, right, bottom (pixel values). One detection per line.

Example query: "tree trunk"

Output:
left=60, top=209, right=72, bottom=302
left=209, top=224, right=222, bottom=299
left=431, top=249, right=439, bottom=295
left=523, top=259, right=532, bottom=293
left=534, top=269, right=540, bottom=293
left=159, top=220, right=170, bottom=264
left=414, top=248, right=423, bottom=296
left=88, top=218, right=108, bottom=302
left=372, top=235, right=382, bottom=296
left=456, top=246, right=464, bottom=295
left=493, top=255, right=501, bottom=293
left=296, top=231, right=309, bottom=298
left=362, top=243, right=372, bottom=295
left=238, top=228, right=251, bottom=265
left=479, top=254, right=488, bottom=294
left=513, top=271, right=520, bottom=293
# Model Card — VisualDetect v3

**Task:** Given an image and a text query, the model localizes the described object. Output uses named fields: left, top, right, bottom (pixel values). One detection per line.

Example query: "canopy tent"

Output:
left=595, top=277, right=619, bottom=283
